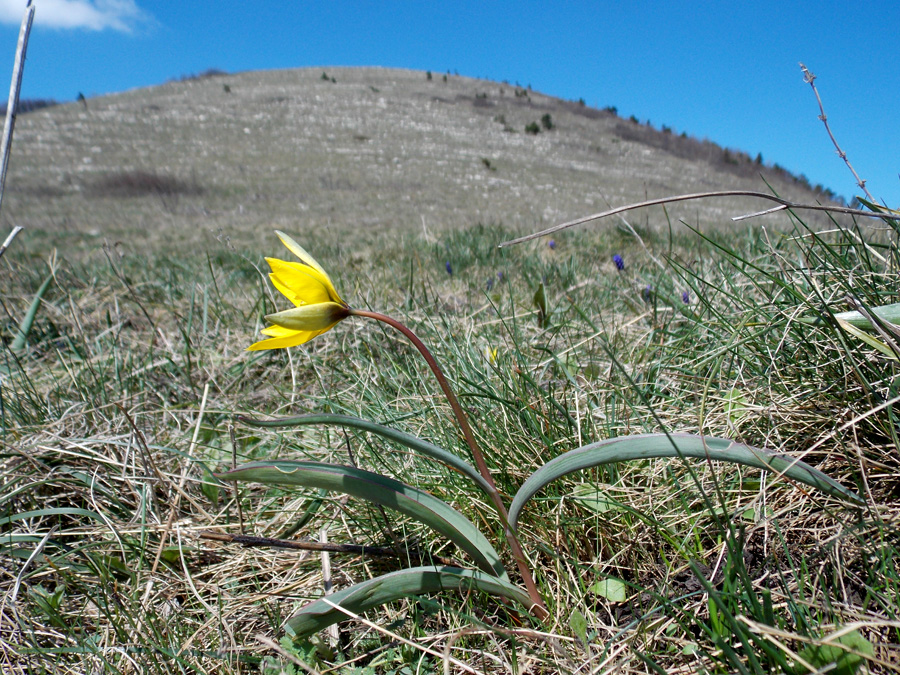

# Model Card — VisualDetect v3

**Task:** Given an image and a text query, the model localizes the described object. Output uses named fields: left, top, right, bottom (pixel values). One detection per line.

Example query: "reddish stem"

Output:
left=351, top=308, right=547, bottom=618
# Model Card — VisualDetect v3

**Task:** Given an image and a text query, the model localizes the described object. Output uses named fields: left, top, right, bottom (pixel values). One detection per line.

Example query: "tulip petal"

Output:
left=267, top=258, right=334, bottom=305
left=260, top=325, right=299, bottom=337
left=247, top=329, right=328, bottom=351
left=249, top=233, right=351, bottom=351
left=266, top=303, right=349, bottom=332
left=276, top=231, right=329, bottom=278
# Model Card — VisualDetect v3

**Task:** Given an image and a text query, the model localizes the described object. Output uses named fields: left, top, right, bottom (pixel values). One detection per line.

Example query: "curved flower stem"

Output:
left=351, top=309, right=548, bottom=619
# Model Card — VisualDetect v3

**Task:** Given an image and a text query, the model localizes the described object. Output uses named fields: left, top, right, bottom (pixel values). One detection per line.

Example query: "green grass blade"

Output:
left=285, top=565, right=533, bottom=638
left=0, top=507, right=107, bottom=527
left=217, top=461, right=507, bottom=578
left=238, top=413, right=493, bottom=495
left=10, top=272, right=53, bottom=352
left=509, top=433, right=863, bottom=529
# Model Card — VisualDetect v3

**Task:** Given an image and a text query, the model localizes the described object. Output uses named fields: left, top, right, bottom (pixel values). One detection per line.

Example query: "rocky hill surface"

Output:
left=5, top=67, right=840, bottom=254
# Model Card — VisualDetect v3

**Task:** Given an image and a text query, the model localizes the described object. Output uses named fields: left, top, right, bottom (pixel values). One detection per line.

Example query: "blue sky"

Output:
left=2, top=0, right=898, bottom=207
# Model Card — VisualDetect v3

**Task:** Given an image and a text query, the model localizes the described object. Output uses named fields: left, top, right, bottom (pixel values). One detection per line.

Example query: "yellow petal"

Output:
left=260, top=324, right=299, bottom=337
left=267, top=261, right=331, bottom=306
left=249, top=233, right=351, bottom=351
left=267, top=257, right=345, bottom=306
left=266, top=302, right=349, bottom=332
left=276, top=230, right=328, bottom=277
left=247, top=329, right=328, bottom=351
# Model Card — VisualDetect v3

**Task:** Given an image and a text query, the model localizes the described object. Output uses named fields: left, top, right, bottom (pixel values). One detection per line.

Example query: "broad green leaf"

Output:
left=238, top=413, right=493, bottom=495
left=509, top=433, right=862, bottom=530
left=285, top=566, right=533, bottom=638
left=217, top=461, right=506, bottom=579
left=589, top=577, right=627, bottom=602
left=798, top=301, right=900, bottom=330
left=793, top=629, right=874, bottom=675
left=569, top=483, right=622, bottom=514
left=834, top=302, right=900, bottom=329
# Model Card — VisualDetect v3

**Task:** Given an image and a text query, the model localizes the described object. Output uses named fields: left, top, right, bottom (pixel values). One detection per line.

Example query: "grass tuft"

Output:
left=2, top=209, right=899, bottom=673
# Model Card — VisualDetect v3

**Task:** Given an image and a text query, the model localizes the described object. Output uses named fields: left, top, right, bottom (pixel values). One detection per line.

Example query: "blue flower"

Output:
left=548, top=239, right=556, bottom=249
left=497, top=271, right=503, bottom=282
left=642, top=285, right=652, bottom=302
left=682, top=291, right=690, bottom=304
left=445, top=261, right=452, bottom=275
left=613, top=254, right=625, bottom=271
left=486, top=277, right=494, bottom=290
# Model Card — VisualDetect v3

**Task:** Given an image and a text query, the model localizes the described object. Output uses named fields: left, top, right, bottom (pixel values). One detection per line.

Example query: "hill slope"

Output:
left=6, top=66, right=839, bottom=254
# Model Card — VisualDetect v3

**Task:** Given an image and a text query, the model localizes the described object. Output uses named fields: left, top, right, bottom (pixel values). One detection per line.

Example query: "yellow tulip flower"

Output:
left=247, top=231, right=351, bottom=351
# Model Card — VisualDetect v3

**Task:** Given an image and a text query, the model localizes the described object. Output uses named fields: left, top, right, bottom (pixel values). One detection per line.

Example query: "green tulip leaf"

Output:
left=798, top=300, right=900, bottom=330
left=238, top=413, right=493, bottom=495
left=285, top=566, right=533, bottom=638
left=509, top=433, right=862, bottom=530
left=217, top=461, right=506, bottom=579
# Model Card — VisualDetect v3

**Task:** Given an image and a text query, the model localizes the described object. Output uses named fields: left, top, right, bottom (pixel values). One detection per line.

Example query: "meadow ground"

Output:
left=1, top=204, right=898, bottom=673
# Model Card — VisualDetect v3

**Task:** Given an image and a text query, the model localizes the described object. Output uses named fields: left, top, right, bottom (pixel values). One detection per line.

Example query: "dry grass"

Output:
left=0, top=68, right=897, bottom=674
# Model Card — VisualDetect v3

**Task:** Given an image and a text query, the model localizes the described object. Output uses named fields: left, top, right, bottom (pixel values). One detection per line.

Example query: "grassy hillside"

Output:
left=1, top=68, right=897, bottom=674
left=7, top=67, right=840, bottom=257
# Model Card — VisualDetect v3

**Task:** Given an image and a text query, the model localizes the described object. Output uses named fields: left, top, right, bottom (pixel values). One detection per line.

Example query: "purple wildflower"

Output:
left=486, top=277, right=494, bottom=291
left=613, top=254, right=625, bottom=271
left=445, top=261, right=452, bottom=275
left=642, top=285, right=652, bottom=302
left=682, top=291, right=690, bottom=304
left=497, top=272, right=503, bottom=282
left=548, top=239, right=556, bottom=249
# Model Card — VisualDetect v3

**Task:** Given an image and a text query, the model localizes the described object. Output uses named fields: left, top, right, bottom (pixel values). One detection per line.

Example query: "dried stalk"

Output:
left=0, top=1, right=34, bottom=219
left=198, top=531, right=455, bottom=565
left=799, top=62, right=874, bottom=203
left=499, top=190, right=899, bottom=247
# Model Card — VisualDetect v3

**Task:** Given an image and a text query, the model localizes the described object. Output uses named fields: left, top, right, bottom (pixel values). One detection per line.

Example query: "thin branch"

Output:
left=799, top=62, right=874, bottom=203
left=732, top=205, right=787, bottom=221
left=0, top=1, right=34, bottom=220
left=0, top=224, right=22, bottom=260
left=499, top=190, right=898, bottom=247
left=229, top=423, right=245, bottom=533
left=198, top=530, right=455, bottom=565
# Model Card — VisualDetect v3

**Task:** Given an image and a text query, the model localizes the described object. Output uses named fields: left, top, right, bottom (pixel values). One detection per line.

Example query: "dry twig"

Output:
left=799, top=62, right=874, bottom=203
left=499, top=189, right=899, bottom=247
left=0, top=1, right=33, bottom=219
left=198, top=530, right=456, bottom=565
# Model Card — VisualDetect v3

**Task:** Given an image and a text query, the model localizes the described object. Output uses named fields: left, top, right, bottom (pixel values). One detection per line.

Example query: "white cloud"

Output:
left=0, top=0, right=151, bottom=32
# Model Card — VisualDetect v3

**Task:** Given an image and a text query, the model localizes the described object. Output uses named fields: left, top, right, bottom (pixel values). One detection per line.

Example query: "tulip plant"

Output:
left=218, top=231, right=862, bottom=639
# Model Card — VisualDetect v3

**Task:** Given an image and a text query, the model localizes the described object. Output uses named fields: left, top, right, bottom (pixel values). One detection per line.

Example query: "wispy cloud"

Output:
left=0, top=0, right=151, bottom=32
